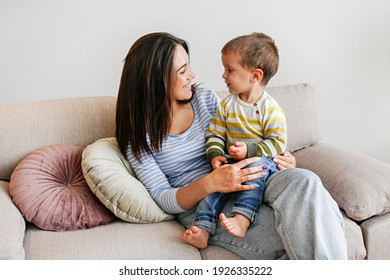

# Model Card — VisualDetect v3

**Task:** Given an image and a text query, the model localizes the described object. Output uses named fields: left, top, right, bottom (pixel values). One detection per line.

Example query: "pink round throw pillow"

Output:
left=9, top=144, right=115, bottom=231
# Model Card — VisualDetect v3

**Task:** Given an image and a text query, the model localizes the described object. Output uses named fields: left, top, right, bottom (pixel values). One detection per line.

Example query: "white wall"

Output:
left=1, top=0, right=389, bottom=164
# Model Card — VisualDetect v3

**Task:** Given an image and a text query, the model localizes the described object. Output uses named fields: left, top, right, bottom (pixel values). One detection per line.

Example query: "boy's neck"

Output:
left=239, top=86, right=265, bottom=104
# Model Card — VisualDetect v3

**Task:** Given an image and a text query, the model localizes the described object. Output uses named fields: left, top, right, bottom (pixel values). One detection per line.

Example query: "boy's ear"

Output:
left=251, top=68, right=264, bottom=83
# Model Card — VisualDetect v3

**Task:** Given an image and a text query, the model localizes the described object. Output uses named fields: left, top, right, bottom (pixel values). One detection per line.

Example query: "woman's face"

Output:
left=172, top=44, right=195, bottom=102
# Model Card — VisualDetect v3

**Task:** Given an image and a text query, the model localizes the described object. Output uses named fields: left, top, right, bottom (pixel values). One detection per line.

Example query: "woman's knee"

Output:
left=264, top=168, right=323, bottom=202
left=288, top=168, right=321, bottom=185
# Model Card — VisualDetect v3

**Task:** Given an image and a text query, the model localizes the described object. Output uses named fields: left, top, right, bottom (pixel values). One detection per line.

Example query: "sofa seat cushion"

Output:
left=341, top=211, right=366, bottom=260
left=294, top=143, right=390, bottom=221
left=361, top=212, right=390, bottom=259
left=9, top=144, right=115, bottom=231
left=81, top=137, right=174, bottom=223
left=23, top=220, right=200, bottom=259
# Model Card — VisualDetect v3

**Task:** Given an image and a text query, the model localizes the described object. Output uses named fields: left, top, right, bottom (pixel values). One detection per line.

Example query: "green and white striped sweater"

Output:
left=206, top=92, right=287, bottom=161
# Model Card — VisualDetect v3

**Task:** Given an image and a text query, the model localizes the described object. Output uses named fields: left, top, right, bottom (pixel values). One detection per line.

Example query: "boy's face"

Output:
left=221, top=51, right=253, bottom=95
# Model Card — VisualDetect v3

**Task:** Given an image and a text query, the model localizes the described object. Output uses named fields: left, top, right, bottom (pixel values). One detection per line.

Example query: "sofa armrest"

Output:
left=0, top=181, right=25, bottom=259
left=293, top=143, right=390, bottom=221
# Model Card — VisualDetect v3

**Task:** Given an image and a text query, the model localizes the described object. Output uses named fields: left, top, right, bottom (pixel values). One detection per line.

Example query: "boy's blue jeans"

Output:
left=193, top=156, right=279, bottom=234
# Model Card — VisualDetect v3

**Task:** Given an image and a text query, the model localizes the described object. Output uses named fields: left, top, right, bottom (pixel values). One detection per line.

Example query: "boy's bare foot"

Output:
left=219, top=213, right=250, bottom=238
left=182, top=226, right=210, bottom=249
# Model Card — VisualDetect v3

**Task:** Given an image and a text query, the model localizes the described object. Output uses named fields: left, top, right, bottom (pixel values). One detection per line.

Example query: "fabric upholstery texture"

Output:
left=361, top=212, right=390, bottom=259
left=9, top=144, right=114, bottom=231
left=341, top=211, right=366, bottom=260
left=0, top=96, right=116, bottom=179
left=294, top=143, right=390, bottom=221
left=201, top=246, right=243, bottom=260
left=0, top=181, right=25, bottom=259
left=82, top=137, right=174, bottom=223
left=23, top=220, right=200, bottom=260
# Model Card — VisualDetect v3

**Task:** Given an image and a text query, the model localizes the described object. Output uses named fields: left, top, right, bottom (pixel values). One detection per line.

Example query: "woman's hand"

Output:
left=273, top=151, right=296, bottom=170
left=177, top=157, right=265, bottom=211
left=209, top=157, right=266, bottom=193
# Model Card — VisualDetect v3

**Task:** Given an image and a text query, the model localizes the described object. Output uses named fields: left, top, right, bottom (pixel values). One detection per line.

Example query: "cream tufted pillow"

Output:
left=81, top=137, right=174, bottom=223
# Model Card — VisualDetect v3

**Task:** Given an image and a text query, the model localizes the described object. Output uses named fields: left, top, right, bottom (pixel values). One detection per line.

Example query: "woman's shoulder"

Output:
left=192, top=86, right=219, bottom=116
left=193, top=87, right=219, bottom=104
left=195, top=86, right=217, bottom=98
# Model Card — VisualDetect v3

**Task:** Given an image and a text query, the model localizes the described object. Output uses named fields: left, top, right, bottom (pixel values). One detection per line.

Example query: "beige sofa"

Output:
left=1, top=83, right=390, bottom=260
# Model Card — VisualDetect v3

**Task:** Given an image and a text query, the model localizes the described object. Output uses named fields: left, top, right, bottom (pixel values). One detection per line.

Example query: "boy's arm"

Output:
left=228, top=142, right=247, bottom=161
left=206, top=103, right=227, bottom=162
left=247, top=105, right=288, bottom=158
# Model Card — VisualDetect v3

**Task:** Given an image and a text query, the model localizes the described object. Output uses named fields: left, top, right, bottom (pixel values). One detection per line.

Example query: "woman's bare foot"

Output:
left=219, top=213, right=250, bottom=238
left=182, top=226, right=210, bottom=249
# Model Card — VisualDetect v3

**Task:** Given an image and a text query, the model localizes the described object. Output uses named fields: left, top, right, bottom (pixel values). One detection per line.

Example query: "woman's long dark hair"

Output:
left=115, top=32, right=193, bottom=161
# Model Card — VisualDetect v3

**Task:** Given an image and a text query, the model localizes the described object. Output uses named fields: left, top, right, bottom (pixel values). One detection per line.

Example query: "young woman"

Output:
left=115, top=32, right=348, bottom=259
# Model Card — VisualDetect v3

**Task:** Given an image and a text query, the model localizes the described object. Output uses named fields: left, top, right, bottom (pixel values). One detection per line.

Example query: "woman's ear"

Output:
left=251, top=68, right=264, bottom=83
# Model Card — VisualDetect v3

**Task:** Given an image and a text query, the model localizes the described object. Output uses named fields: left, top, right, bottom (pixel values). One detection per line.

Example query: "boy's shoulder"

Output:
left=218, top=94, right=237, bottom=110
left=221, top=94, right=236, bottom=104
left=261, top=91, right=281, bottom=106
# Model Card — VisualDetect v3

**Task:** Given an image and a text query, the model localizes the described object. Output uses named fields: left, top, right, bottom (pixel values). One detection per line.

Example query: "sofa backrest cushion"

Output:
left=1, top=83, right=321, bottom=179
left=0, top=96, right=116, bottom=179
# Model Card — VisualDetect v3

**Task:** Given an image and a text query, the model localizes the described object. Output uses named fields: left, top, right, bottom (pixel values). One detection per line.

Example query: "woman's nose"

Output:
left=189, top=69, right=196, bottom=79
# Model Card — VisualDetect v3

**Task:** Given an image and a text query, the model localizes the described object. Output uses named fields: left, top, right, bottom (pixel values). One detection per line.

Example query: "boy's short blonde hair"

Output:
left=222, top=32, right=279, bottom=86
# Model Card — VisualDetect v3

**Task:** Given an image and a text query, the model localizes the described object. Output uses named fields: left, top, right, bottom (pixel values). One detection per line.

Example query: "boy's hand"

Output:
left=228, top=142, right=247, bottom=161
left=273, top=151, right=296, bottom=170
left=211, top=156, right=228, bottom=170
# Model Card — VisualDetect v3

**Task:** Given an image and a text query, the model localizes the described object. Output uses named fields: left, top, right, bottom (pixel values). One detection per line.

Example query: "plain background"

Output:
left=1, top=0, right=389, bottom=164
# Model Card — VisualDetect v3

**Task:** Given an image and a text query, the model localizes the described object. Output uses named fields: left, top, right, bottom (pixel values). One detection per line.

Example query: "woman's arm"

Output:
left=177, top=157, right=266, bottom=210
left=127, top=150, right=185, bottom=214
left=273, top=151, right=296, bottom=170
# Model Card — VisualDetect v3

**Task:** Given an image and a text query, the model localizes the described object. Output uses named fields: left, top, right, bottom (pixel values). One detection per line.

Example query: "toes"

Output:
left=183, top=229, right=193, bottom=239
left=190, top=225, right=200, bottom=234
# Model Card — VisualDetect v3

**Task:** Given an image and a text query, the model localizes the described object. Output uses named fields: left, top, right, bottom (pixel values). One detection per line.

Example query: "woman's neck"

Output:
left=170, top=101, right=194, bottom=135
